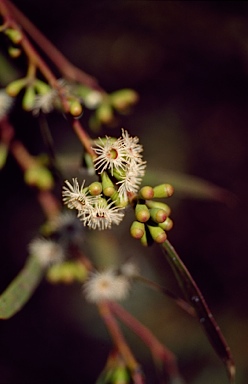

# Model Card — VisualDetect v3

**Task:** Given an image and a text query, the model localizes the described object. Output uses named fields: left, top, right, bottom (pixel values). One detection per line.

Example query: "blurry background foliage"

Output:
left=0, top=1, right=248, bottom=383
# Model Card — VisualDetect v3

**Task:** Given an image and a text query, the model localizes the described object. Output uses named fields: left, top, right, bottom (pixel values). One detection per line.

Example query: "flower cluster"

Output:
left=62, top=178, right=125, bottom=230
left=93, top=129, right=146, bottom=203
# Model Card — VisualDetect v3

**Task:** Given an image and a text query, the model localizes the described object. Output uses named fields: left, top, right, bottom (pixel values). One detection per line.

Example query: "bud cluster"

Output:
left=130, top=183, right=174, bottom=246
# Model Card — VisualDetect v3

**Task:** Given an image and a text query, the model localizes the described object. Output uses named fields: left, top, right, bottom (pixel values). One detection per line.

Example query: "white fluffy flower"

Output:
left=120, top=128, right=144, bottom=162
left=93, top=136, right=127, bottom=175
left=0, top=90, right=14, bottom=119
left=62, top=178, right=97, bottom=211
left=78, top=197, right=125, bottom=230
left=83, top=269, right=130, bottom=303
left=29, top=238, right=65, bottom=267
left=32, top=89, right=58, bottom=115
left=116, top=159, right=147, bottom=203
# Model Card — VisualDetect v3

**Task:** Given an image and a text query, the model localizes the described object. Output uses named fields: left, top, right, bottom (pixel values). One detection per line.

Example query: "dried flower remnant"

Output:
left=83, top=269, right=131, bottom=303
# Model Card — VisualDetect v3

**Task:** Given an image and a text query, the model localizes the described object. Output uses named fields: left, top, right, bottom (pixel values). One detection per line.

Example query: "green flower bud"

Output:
left=146, top=200, right=171, bottom=216
left=34, top=79, right=51, bottom=95
left=96, top=103, right=113, bottom=124
left=139, top=186, right=154, bottom=200
left=69, top=99, right=83, bottom=117
left=6, top=78, right=27, bottom=97
left=4, top=28, right=23, bottom=44
left=101, top=171, right=116, bottom=196
left=112, top=365, right=130, bottom=383
left=88, top=181, right=102, bottom=196
left=24, top=166, right=54, bottom=190
left=22, top=86, right=36, bottom=111
left=110, top=88, right=139, bottom=111
left=135, top=203, right=150, bottom=223
left=110, top=190, right=128, bottom=207
left=130, top=221, right=145, bottom=239
left=147, top=225, right=167, bottom=243
left=159, top=217, right=173, bottom=231
left=8, top=46, right=22, bottom=58
left=149, top=207, right=167, bottom=223
left=153, top=184, right=174, bottom=198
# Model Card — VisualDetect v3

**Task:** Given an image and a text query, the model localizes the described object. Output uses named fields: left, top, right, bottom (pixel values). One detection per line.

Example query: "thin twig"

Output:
left=98, top=301, right=145, bottom=384
left=2, top=0, right=104, bottom=92
left=109, top=301, right=181, bottom=381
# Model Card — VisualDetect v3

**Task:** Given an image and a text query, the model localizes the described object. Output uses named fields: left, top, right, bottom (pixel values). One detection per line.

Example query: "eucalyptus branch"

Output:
left=2, top=0, right=104, bottom=92
left=109, top=301, right=183, bottom=382
left=98, top=300, right=145, bottom=384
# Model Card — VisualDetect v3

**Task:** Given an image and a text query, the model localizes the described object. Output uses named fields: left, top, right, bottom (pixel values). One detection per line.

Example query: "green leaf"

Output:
left=145, top=169, right=236, bottom=205
left=162, top=240, right=235, bottom=383
left=0, top=255, right=45, bottom=319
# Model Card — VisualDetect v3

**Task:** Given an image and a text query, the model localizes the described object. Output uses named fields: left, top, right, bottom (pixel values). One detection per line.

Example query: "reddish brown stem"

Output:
left=109, top=301, right=180, bottom=380
left=2, top=0, right=104, bottom=92
left=98, top=301, right=145, bottom=384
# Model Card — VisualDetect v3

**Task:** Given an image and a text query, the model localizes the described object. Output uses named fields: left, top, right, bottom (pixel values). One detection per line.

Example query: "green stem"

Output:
left=162, top=240, right=235, bottom=383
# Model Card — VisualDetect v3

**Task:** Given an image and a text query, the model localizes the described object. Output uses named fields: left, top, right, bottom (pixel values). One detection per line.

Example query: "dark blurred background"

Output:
left=0, top=1, right=248, bottom=383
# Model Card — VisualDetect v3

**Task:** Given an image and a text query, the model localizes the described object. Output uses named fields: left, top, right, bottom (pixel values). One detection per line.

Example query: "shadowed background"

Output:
left=0, top=1, right=248, bottom=383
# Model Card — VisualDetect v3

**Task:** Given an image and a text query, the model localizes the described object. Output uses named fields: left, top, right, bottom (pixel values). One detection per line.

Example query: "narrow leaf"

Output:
left=145, top=169, right=236, bottom=205
left=0, top=255, right=45, bottom=319
left=162, top=240, right=235, bottom=383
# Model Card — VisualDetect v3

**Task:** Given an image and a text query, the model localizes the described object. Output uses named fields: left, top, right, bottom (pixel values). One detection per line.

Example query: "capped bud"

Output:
left=6, top=78, right=27, bottom=97
left=149, top=208, right=167, bottom=223
left=139, top=186, right=154, bottom=200
left=8, top=46, right=22, bottom=58
left=4, top=28, right=23, bottom=44
left=69, top=99, right=83, bottom=117
left=96, top=103, right=113, bottom=124
left=88, top=181, right=102, bottom=196
left=147, top=225, right=167, bottom=243
left=159, top=217, right=173, bottom=231
left=153, top=183, right=174, bottom=198
left=110, top=89, right=139, bottom=111
left=146, top=200, right=171, bottom=216
left=101, top=171, right=116, bottom=196
left=135, top=203, right=150, bottom=223
left=22, top=86, right=36, bottom=111
left=130, top=221, right=145, bottom=239
left=24, top=165, right=54, bottom=190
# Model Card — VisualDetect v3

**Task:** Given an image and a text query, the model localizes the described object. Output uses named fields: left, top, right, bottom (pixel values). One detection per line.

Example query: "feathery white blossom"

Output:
left=78, top=197, right=125, bottom=230
left=83, top=269, right=131, bottom=303
left=116, top=159, right=147, bottom=203
left=29, top=238, right=65, bottom=267
left=32, top=88, right=58, bottom=115
left=93, top=136, right=127, bottom=175
left=62, top=178, right=97, bottom=211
